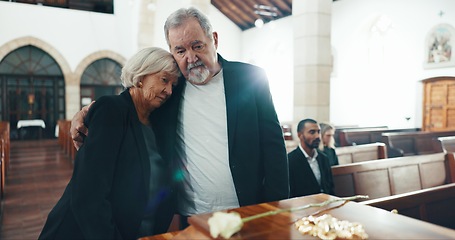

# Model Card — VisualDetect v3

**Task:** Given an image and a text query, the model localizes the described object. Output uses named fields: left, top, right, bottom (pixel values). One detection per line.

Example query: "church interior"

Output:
left=0, top=0, right=454, bottom=239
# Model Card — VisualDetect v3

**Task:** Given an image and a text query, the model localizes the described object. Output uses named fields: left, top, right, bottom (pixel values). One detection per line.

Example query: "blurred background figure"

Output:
left=319, top=122, right=339, bottom=166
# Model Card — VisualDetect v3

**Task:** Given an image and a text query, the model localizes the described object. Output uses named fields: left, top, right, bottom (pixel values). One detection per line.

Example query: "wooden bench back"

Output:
left=382, top=130, right=455, bottom=157
left=0, top=121, right=9, bottom=203
left=331, top=152, right=455, bottom=201
left=362, top=182, right=455, bottom=229
left=336, top=126, right=388, bottom=146
left=338, top=127, right=420, bottom=147
left=335, top=142, right=387, bottom=165
left=334, top=125, right=390, bottom=147
left=57, top=120, right=76, bottom=164
left=437, top=136, right=455, bottom=153
left=281, top=123, right=293, bottom=141
left=0, top=139, right=3, bottom=202
left=0, top=122, right=10, bottom=171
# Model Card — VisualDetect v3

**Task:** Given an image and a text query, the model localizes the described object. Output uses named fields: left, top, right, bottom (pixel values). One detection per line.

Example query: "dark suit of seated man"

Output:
left=288, top=118, right=335, bottom=198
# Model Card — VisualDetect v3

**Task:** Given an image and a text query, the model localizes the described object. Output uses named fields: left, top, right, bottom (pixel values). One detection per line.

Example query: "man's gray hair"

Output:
left=164, top=7, right=213, bottom=48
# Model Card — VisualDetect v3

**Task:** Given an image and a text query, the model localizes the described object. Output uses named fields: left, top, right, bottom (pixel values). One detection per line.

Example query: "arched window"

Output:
left=0, top=45, right=65, bottom=139
left=80, top=58, right=123, bottom=107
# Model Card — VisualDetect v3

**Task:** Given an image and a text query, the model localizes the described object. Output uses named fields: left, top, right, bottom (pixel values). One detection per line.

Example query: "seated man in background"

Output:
left=288, top=118, right=335, bottom=198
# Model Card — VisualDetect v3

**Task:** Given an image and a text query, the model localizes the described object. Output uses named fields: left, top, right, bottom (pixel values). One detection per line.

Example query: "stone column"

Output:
left=293, top=0, right=332, bottom=125
left=137, top=0, right=157, bottom=49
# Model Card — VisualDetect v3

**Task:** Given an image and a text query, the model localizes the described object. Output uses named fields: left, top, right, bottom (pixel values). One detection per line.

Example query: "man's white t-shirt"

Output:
left=299, top=145, right=322, bottom=186
left=176, top=70, right=240, bottom=216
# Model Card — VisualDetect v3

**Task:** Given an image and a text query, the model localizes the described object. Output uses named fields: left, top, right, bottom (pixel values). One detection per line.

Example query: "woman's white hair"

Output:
left=121, top=47, right=181, bottom=88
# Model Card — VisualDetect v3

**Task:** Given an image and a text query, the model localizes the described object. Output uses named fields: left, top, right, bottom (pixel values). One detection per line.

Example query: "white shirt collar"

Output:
left=298, top=144, right=318, bottom=161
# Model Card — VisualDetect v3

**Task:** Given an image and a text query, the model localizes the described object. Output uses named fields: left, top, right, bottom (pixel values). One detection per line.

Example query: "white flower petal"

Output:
left=208, top=212, right=244, bottom=239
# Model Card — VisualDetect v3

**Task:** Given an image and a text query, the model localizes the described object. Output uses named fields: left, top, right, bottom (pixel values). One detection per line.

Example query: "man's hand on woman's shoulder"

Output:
left=70, top=101, right=94, bottom=150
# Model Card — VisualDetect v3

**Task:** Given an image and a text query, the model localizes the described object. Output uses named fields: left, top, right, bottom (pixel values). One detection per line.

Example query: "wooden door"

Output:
left=422, top=77, right=455, bottom=131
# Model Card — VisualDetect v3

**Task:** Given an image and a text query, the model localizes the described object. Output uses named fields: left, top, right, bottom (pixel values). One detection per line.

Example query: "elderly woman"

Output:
left=39, top=47, right=181, bottom=240
left=319, top=122, right=339, bottom=166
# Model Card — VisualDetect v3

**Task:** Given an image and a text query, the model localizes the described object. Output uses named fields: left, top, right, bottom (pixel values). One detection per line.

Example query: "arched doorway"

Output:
left=80, top=58, right=123, bottom=107
left=0, top=45, right=65, bottom=140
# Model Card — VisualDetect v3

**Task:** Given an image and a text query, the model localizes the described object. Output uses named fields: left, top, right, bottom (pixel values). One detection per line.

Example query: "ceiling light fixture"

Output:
left=254, top=10, right=277, bottom=17
left=254, top=18, right=264, bottom=28
left=254, top=4, right=278, bottom=16
left=254, top=4, right=277, bottom=11
left=253, top=4, right=278, bottom=28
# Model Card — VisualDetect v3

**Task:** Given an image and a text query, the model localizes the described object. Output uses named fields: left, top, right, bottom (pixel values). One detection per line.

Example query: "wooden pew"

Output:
left=362, top=182, right=455, bottom=230
left=0, top=121, right=10, bottom=199
left=0, top=139, right=3, bottom=201
left=338, top=127, right=420, bottom=147
left=0, top=121, right=9, bottom=219
left=57, top=120, right=76, bottom=164
left=287, top=141, right=388, bottom=163
left=437, top=136, right=455, bottom=153
left=382, top=130, right=455, bottom=157
left=280, top=123, right=293, bottom=141
left=335, top=142, right=387, bottom=165
left=331, top=152, right=455, bottom=201
left=0, top=139, right=2, bottom=218
left=0, top=122, right=10, bottom=173
left=333, top=125, right=359, bottom=147
left=335, top=125, right=388, bottom=147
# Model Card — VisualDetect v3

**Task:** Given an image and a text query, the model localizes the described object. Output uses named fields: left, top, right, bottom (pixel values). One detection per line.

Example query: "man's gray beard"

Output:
left=187, top=66, right=210, bottom=84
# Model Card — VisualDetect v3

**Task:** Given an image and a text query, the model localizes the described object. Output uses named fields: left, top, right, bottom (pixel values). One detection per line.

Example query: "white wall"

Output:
left=331, top=0, right=455, bottom=128
left=0, top=1, right=135, bottom=71
left=240, top=0, right=455, bottom=128
left=242, top=17, right=294, bottom=122
left=0, top=0, right=241, bottom=71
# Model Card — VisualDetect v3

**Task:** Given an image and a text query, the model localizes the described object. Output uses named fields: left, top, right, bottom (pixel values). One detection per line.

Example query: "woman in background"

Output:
left=319, top=122, right=339, bottom=166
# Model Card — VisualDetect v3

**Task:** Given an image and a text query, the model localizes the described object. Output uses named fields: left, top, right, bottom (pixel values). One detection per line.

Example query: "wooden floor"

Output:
left=0, top=139, right=73, bottom=240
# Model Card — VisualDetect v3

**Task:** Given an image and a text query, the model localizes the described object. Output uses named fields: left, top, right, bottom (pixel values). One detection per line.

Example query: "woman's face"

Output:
left=141, top=71, right=178, bottom=110
left=322, top=129, right=335, bottom=146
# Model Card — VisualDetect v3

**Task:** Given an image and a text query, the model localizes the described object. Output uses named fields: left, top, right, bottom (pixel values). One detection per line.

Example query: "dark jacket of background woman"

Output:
left=322, top=146, right=339, bottom=166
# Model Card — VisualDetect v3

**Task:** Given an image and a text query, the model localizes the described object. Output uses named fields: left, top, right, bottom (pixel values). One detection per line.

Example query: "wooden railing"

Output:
left=337, top=127, right=420, bottom=147
left=334, top=125, right=388, bottom=147
left=382, top=130, right=455, bottom=157
left=0, top=121, right=10, bottom=218
left=437, top=136, right=455, bottom=153
left=362, top=182, right=455, bottom=229
left=331, top=152, right=455, bottom=201
left=335, top=142, right=387, bottom=165
left=57, top=120, right=76, bottom=164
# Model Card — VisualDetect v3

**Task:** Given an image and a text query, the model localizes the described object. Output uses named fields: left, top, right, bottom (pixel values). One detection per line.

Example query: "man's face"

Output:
left=167, top=18, right=220, bottom=85
left=298, top=122, right=321, bottom=149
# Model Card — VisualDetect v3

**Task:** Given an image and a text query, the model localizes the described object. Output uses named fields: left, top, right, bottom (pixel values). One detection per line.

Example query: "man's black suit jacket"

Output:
left=152, top=54, right=290, bottom=207
left=288, top=147, right=335, bottom=198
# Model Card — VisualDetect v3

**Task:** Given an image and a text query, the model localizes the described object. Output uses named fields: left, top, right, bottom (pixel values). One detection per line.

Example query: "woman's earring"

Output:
left=138, top=81, right=143, bottom=88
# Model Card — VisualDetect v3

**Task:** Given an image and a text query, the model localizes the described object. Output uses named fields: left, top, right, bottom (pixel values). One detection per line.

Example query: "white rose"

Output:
left=208, top=211, right=244, bottom=239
